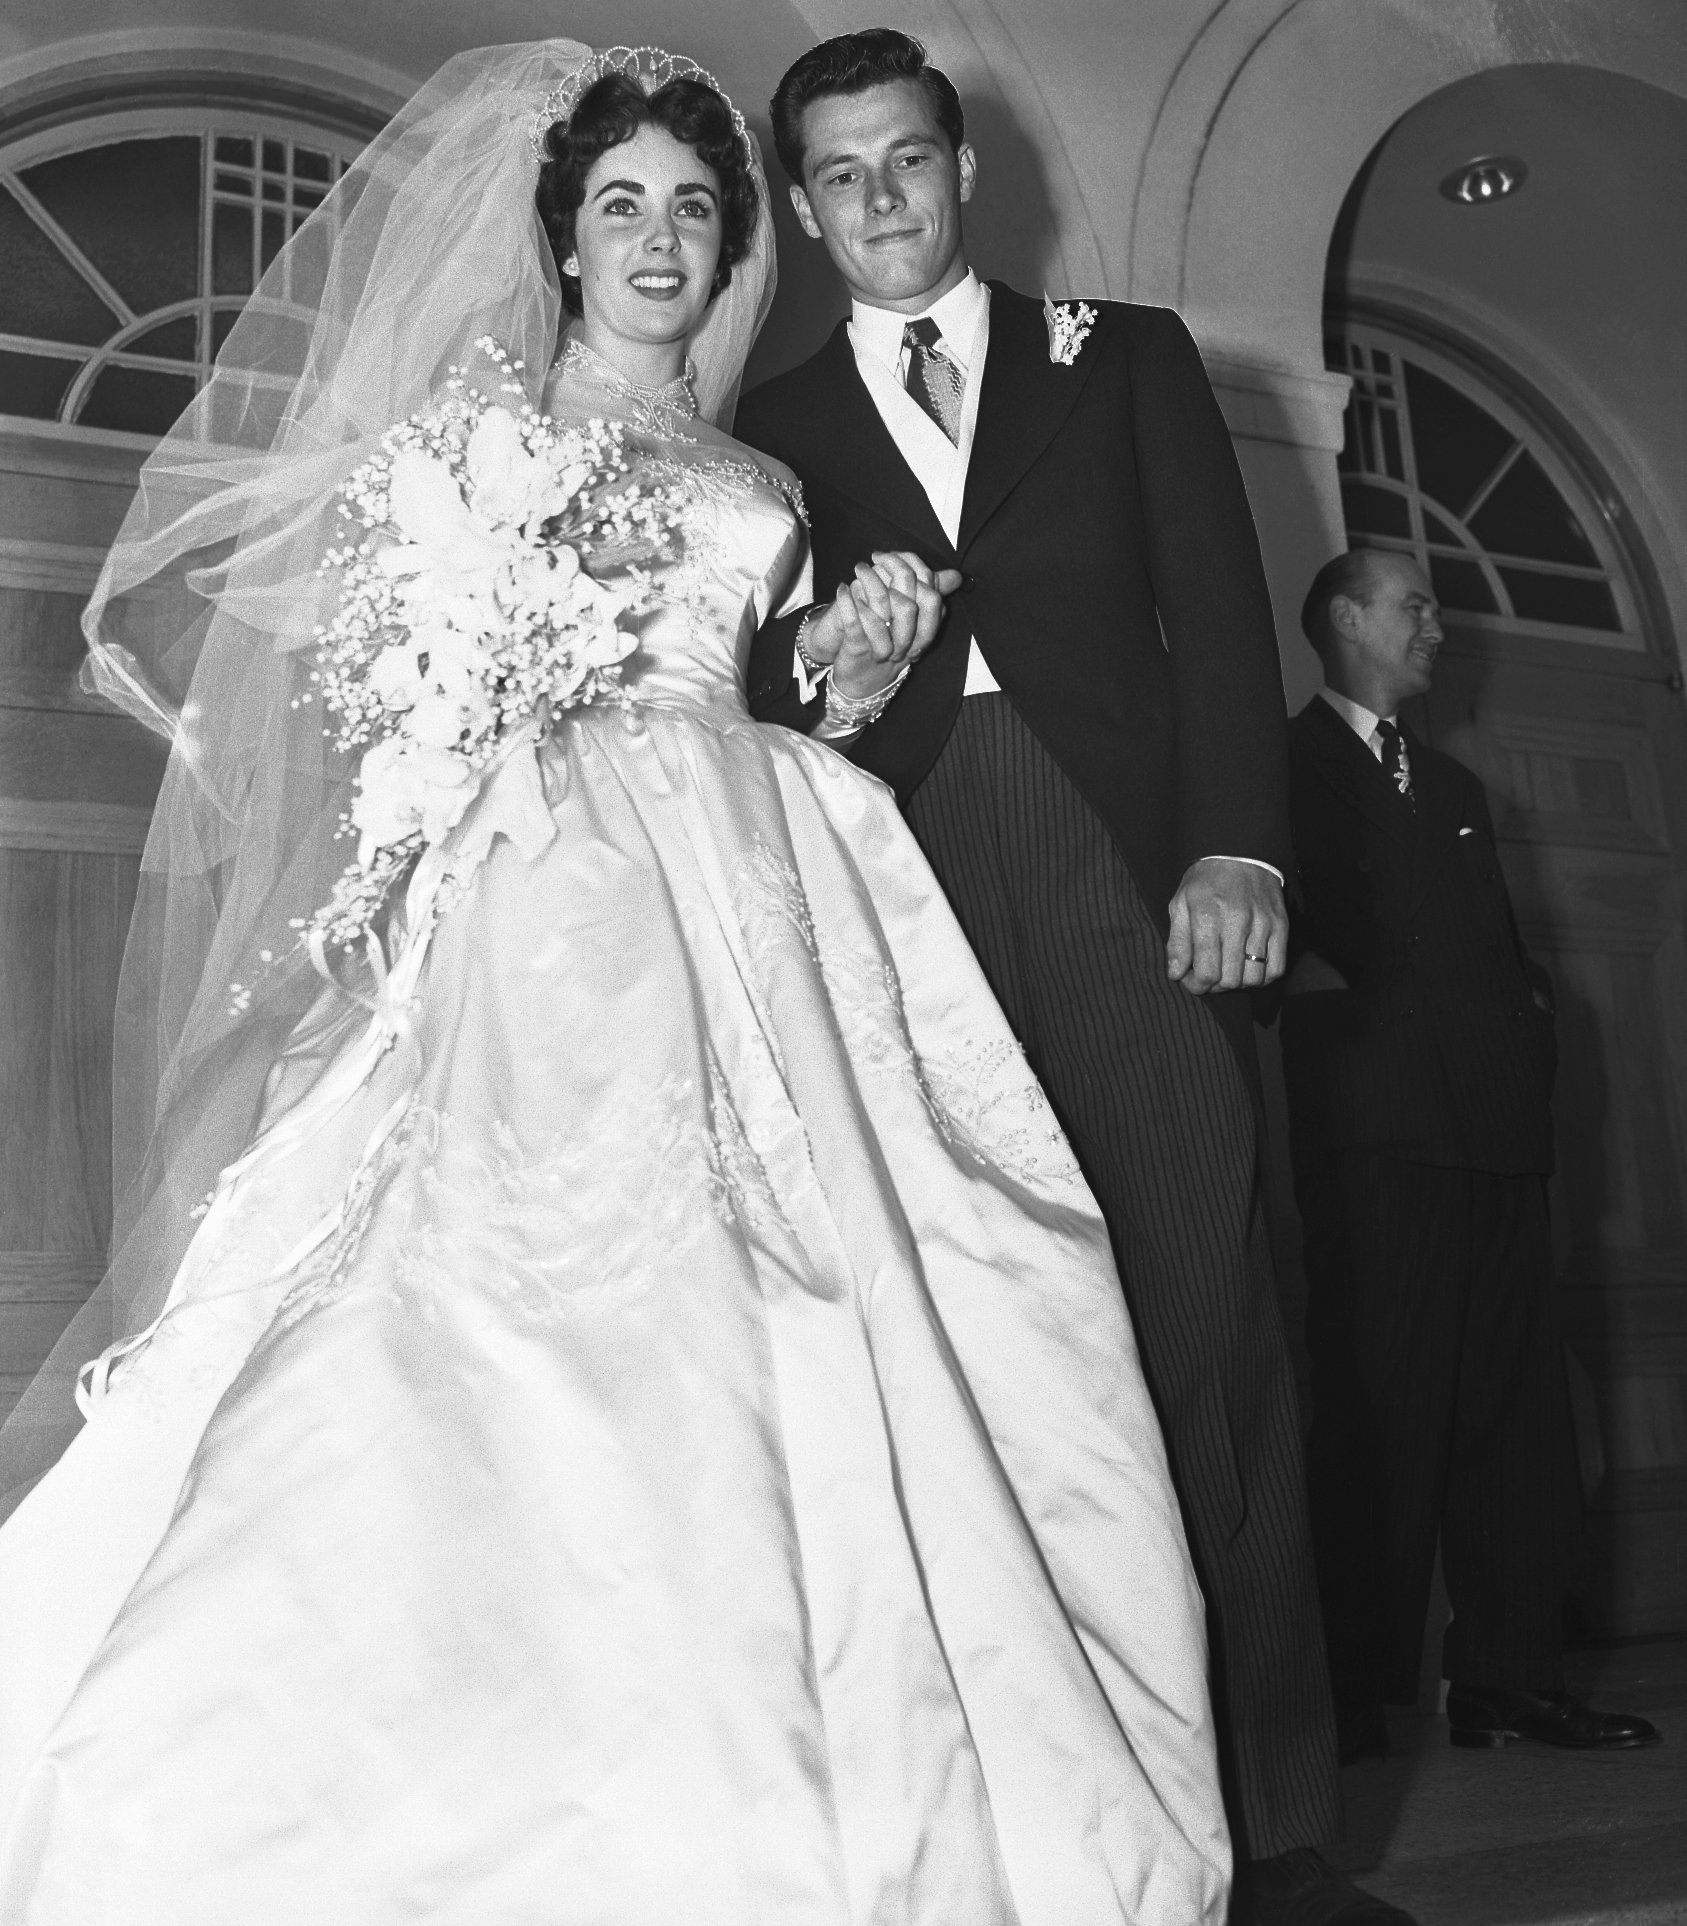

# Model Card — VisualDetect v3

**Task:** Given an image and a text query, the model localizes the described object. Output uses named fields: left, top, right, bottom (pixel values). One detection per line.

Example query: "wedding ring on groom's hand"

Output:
left=1244, top=951, right=1267, bottom=966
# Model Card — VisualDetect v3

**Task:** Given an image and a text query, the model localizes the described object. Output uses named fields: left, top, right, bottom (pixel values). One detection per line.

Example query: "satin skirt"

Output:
left=0, top=705, right=1228, bottom=1925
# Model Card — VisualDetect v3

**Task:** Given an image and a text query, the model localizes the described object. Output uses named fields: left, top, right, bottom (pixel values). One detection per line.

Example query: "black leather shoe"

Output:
left=1446, top=1683, right=1662, bottom=1750
left=1234, top=1848, right=1418, bottom=1925
left=1336, top=1700, right=1389, bottom=1765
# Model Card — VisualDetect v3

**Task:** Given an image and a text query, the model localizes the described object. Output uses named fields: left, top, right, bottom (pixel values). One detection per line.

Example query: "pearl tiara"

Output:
left=528, top=45, right=752, bottom=165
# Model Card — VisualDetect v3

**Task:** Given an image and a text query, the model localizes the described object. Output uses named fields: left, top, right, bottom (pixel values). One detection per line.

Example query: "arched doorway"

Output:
left=1325, top=65, right=1687, bottom=1638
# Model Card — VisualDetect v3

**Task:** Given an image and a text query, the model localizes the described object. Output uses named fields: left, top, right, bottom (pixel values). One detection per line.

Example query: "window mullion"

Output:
left=1376, top=330, right=1430, bottom=571
left=1460, top=439, right=1525, bottom=526
left=3, top=173, right=137, bottom=327
left=200, top=132, right=216, bottom=386
left=0, top=328, right=84, bottom=362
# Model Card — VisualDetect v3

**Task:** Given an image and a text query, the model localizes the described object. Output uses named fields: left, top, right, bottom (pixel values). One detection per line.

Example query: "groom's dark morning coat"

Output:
left=736, top=285, right=1340, bottom=1858
left=738, top=284, right=1290, bottom=1073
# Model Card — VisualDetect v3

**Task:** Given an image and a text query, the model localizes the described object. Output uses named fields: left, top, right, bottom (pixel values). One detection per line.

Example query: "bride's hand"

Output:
left=825, top=552, right=962, bottom=700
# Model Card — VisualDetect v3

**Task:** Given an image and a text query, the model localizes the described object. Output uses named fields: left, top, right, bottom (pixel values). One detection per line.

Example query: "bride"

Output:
left=0, top=41, right=1227, bottom=1924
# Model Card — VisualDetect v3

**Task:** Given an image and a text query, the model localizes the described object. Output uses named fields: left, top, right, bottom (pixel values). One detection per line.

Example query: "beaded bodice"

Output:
left=541, top=339, right=807, bottom=720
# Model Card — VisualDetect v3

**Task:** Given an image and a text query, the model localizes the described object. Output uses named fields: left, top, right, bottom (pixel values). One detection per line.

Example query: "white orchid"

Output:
left=581, top=612, right=639, bottom=667
left=386, top=444, right=509, bottom=575
left=464, top=406, right=576, bottom=532
left=368, top=642, right=425, bottom=711
left=402, top=691, right=471, bottom=749
left=421, top=623, right=493, bottom=686
left=351, top=734, right=475, bottom=865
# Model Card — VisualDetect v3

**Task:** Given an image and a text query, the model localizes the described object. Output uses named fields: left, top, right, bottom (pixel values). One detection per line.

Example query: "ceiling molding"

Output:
left=0, top=28, right=411, bottom=146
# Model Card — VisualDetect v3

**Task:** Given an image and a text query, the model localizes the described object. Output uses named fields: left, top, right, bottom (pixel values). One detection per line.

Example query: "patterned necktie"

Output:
left=1376, top=719, right=1415, bottom=809
left=902, top=316, right=964, bottom=444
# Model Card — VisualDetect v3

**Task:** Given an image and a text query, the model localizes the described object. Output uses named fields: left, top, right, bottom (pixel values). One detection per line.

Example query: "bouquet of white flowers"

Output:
left=297, top=340, right=684, bottom=962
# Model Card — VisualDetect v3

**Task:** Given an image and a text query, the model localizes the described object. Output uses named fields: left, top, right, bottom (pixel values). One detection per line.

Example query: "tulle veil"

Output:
left=0, top=39, right=778, bottom=1513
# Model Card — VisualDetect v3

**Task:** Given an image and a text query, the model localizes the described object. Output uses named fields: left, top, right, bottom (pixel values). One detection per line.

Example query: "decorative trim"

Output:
left=0, top=1252, right=106, bottom=1302
left=0, top=31, right=407, bottom=142
left=1203, top=355, right=1352, bottom=453
left=0, top=537, right=107, bottom=594
left=1437, top=627, right=1672, bottom=681
left=0, top=412, right=153, bottom=473
left=0, top=799, right=150, bottom=854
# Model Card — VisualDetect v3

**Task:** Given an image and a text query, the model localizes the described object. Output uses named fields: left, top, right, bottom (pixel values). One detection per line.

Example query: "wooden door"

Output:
left=1421, top=626, right=1687, bottom=1636
left=0, top=423, right=156, bottom=1431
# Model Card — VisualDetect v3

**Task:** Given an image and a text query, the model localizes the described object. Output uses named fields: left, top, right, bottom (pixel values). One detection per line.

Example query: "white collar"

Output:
left=1320, top=687, right=1395, bottom=743
left=850, top=269, right=987, bottom=376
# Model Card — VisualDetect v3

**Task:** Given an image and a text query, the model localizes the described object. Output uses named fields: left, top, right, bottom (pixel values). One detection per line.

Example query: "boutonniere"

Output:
left=1043, top=291, right=1097, bottom=366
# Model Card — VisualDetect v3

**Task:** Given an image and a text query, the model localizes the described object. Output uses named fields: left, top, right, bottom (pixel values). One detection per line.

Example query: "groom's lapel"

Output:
left=958, top=282, right=1104, bottom=554
left=797, top=322, right=954, bottom=559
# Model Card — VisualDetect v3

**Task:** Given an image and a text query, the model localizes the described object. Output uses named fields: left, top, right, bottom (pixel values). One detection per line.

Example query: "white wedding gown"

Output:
left=0, top=346, right=1228, bottom=1925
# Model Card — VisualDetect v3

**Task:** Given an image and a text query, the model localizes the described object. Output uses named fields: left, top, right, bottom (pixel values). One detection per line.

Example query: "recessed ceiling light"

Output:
left=1439, top=155, right=1528, bottom=205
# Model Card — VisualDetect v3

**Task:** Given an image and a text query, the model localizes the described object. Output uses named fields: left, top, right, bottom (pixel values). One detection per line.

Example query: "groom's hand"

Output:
left=1166, top=857, right=1288, bottom=995
left=815, top=552, right=962, bottom=700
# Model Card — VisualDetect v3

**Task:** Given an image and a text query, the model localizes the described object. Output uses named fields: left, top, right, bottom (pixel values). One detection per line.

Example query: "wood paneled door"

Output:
left=0, top=423, right=155, bottom=1431
left=1423, top=629, right=1687, bottom=1637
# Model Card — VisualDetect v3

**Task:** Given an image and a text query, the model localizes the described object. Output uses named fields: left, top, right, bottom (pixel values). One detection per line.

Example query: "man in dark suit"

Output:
left=735, top=30, right=1407, bottom=1925
left=1282, top=549, right=1659, bottom=1763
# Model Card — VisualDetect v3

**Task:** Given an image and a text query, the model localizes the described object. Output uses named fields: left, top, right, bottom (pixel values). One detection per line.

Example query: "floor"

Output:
left=1329, top=1641, right=1687, bottom=1924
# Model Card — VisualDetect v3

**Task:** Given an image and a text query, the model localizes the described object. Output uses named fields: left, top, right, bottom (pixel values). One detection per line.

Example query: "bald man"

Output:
left=1280, top=550, right=1657, bottom=1760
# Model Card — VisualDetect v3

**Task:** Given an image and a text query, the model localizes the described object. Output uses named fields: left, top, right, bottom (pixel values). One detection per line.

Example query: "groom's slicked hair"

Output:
left=771, top=29, right=965, bottom=183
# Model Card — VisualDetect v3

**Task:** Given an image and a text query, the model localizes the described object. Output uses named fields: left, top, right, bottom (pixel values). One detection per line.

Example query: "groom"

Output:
left=737, top=30, right=1410, bottom=1926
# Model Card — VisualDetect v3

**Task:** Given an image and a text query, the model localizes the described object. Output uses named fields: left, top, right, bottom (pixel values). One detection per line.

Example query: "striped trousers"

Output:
left=905, top=695, right=1339, bottom=1860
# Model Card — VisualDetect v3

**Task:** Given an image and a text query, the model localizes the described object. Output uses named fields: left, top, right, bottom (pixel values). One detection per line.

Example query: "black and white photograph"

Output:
left=0, top=3, right=1682, bottom=1920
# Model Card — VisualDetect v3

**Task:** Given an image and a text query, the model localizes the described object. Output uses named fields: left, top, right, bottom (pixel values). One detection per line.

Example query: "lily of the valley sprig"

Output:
left=1043, top=293, right=1098, bottom=367
left=287, top=339, right=687, bottom=972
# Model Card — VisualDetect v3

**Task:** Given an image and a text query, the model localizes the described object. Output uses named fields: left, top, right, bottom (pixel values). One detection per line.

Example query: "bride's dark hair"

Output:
left=537, top=73, right=759, bottom=316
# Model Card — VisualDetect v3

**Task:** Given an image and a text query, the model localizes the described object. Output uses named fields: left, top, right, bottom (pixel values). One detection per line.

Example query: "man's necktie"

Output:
left=1376, top=719, right=1415, bottom=809
left=902, top=316, right=964, bottom=444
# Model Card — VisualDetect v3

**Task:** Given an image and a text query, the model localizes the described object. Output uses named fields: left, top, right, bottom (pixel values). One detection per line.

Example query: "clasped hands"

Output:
left=800, top=551, right=964, bottom=699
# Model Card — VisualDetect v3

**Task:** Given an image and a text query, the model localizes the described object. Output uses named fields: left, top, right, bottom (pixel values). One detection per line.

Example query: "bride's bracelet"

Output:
left=824, top=663, right=910, bottom=730
left=794, top=607, right=830, bottom=683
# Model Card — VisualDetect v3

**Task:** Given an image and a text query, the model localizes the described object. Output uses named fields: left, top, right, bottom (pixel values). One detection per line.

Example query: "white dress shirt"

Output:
left=845, top=272, right=1001, bottom=698
left=1319, top=688, right=1394, bottom=760
left=795, top=270, right=999, bottom=704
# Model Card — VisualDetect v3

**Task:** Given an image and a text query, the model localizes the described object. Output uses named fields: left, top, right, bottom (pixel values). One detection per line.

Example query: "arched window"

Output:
left=0, top=109, right=365, bottom=437
left=1326, top=318, right=1643, bottom=647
